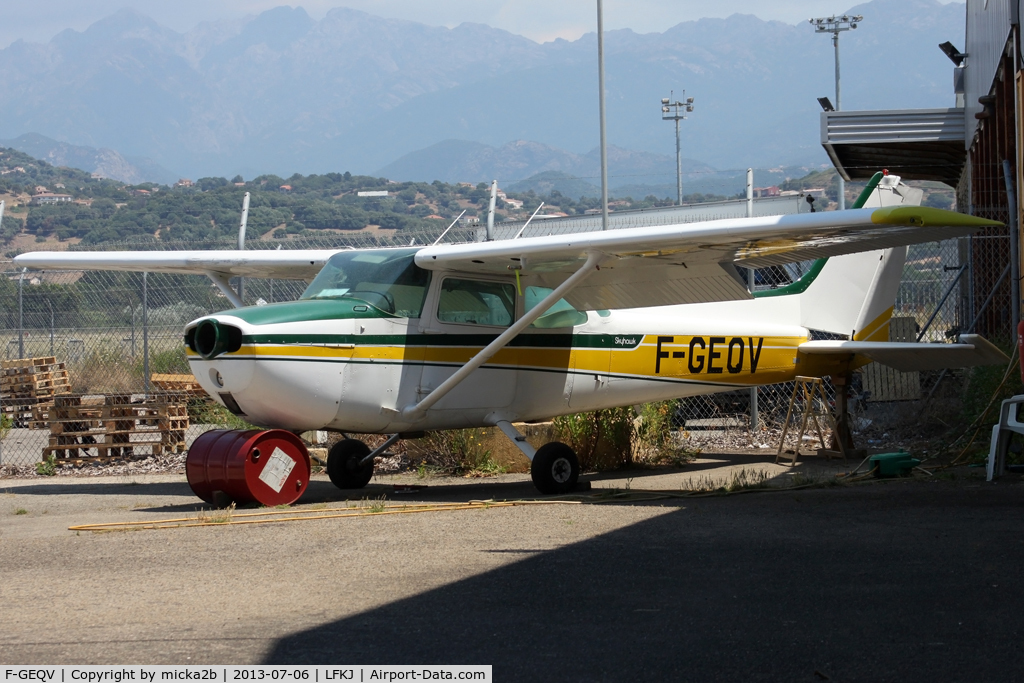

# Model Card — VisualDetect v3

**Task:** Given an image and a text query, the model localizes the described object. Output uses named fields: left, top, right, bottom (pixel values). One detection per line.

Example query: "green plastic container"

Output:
left=870, top=450, right=921, bottom=478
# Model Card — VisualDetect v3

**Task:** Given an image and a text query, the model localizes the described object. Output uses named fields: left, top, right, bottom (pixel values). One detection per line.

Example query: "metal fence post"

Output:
left=143, top=272, right=149, bottom=395
left=129, top=296, right=137, bottom=358
left=18, top=267, right=25, bottom=359
left=1003, top=159, right=1020, bottom=333
left=47, top=300, right=54, bottom=357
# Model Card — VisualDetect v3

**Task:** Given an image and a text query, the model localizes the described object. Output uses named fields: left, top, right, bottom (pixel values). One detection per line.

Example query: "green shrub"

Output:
left=35, top=454, right=57, bottom=476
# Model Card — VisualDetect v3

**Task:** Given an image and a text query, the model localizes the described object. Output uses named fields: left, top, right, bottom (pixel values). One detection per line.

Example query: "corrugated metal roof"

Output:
left=820, top=109, right=967, bottom=184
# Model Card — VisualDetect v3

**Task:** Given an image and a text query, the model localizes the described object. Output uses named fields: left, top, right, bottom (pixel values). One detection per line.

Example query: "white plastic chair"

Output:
left=987, top=395, right=1024, bottom=480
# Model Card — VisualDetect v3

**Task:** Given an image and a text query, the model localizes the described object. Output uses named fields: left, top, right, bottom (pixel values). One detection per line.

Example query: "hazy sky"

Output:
left=2, top=1, right=965, bottom=47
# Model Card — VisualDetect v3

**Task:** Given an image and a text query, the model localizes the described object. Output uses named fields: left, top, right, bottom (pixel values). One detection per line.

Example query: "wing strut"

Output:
left=205, top=271, right=244, bottom=308
left=400, top=252, right=604, bottom=421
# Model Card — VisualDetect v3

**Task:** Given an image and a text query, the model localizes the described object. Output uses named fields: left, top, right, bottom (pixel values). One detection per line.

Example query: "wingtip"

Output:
left=870, top=206, right=1004, bottom=229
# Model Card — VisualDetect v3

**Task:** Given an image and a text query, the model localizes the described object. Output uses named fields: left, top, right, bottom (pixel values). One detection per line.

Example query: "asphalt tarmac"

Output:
left=1, top=459, right=1022, bottom=682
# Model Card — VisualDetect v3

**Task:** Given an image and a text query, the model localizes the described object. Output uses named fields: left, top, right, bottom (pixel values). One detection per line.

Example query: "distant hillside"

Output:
left=0, top=147, right=693, bottom=248
left=0, top=133, right=179, bottom=185
left=0, top=146, right=951, bottom=251
left=507, top=171, right=603, bottom=200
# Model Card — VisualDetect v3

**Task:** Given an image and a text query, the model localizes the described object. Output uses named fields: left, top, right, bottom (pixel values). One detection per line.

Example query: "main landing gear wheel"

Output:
left=327, top=438, right=375, bottom=489
left=531, top=442, right=580, bottom=495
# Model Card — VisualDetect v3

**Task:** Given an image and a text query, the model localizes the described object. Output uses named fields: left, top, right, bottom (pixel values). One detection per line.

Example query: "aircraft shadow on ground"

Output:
left=301, top=452, right=839, bottom=506
left=0, top=480, right=195, bottom=499
left=262, top=485, right=1024, bottom=680
left=0, top=452, right=846, bottom=513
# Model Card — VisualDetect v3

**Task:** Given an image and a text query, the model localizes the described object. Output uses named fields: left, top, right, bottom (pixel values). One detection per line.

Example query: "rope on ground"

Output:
left=68, top=499, right=582, bottom=532
left=69, top=475, right=894, bottom=533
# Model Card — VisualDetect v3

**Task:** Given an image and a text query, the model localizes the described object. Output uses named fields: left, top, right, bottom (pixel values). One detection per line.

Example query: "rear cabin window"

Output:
left=524, top=287, right=589, bottom=328
left=437, top=279, right=516, bottom=326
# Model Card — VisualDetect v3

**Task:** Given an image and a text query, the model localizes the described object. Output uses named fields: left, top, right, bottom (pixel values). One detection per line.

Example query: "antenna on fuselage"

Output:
left=432, top=210, right=466, bottom=246
left=514, top=202, right=545, bottom=239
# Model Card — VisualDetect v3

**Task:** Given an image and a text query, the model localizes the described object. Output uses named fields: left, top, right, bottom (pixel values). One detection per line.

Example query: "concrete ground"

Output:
left=1, top=454, right=1022, bottom=682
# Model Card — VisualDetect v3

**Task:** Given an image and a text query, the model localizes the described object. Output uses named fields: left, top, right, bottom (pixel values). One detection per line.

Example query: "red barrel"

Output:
left=186, top=429, right=311, bottom=507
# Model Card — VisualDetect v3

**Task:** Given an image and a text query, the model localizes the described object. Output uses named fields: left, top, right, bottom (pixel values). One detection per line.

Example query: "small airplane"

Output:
left=15, top=174, right=1008, bottom=498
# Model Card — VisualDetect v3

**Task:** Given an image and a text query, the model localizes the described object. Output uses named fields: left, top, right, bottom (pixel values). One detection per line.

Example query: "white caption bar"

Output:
left=2, top=667, right=492, bottom=683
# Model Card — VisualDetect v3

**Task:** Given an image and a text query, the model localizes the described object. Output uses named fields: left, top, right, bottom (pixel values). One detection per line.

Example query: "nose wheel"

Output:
left=531, top=441, right=580, bottom=495
left=327, top=438, right=375, bottom=489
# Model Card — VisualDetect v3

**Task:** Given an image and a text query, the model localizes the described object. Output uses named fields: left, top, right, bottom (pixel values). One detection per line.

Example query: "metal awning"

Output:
left=821, top=108, right=966, bottom=185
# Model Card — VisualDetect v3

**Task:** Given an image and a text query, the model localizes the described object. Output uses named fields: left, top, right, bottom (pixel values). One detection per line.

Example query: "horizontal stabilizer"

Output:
left=798, top=334, right=1009, bottom=372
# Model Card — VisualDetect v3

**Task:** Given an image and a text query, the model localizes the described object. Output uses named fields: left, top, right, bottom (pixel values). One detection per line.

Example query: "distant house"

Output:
left=503, top=198, right=524, bottom=210
left=753, top=186, right=780, bottom=198
left=0, top=166, right=25, bottom=175
left=175, top=178, right=194, bottom=188
left=425, top=214, right=445, bottom=220
left=130, top=188, right=151, bottom=197
left=279, top=185, right=293, bottom=192
left=460, top=216, right=481, bottom=225
left=31, top=193, right=73, bottom=205
left=34, top=185, right=48, bottom=194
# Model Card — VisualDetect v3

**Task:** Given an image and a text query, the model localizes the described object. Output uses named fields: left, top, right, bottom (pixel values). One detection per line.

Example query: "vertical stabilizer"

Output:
left=796, top=174, right=919, bottom=339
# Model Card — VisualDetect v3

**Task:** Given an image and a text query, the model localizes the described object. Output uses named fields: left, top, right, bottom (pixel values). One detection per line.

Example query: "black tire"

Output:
left=327, top=438, right=374, bottom=489
left=531, top=442, right=580, bottom=495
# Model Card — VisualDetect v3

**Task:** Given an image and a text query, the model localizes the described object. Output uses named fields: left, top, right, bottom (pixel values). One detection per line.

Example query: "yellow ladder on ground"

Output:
left=776, top=376, right=846, bottom=466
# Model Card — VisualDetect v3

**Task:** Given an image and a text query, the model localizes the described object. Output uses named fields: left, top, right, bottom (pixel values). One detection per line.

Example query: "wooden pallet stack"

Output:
left=42, top=393, right=189, bottom=464
left=150, top=373, right=209, bottom=398
left=1, top=357, right=72, bottom=428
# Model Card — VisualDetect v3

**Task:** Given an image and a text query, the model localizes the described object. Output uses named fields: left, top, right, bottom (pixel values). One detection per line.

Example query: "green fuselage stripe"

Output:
left=242, top=332, right=643, bottom=350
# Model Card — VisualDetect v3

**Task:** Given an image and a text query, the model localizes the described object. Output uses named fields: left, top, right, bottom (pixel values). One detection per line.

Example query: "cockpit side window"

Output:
left=437, top=278, right=516, bottom=327
left=301, top=248, right=430, bottom=318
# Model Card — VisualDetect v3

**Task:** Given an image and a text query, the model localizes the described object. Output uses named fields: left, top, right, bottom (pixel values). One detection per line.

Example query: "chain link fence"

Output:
left=0, top=224, right=1007, bottom=468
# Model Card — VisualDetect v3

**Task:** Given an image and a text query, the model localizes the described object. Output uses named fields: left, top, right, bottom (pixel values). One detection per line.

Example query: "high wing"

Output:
left=798, top=335, right=1009, bottom=372
left=15, top=206, right=999, bottom=311
left=12, top=249, right=339, bottom=281
left=414, top=206, right=1000, bottom=310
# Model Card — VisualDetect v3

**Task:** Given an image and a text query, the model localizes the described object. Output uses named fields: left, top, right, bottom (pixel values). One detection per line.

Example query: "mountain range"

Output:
left=375, top=139, right=715, bottom=187
left=0, top=0, right=965, bottom=182
left=0, top=133, right=179, bottom=185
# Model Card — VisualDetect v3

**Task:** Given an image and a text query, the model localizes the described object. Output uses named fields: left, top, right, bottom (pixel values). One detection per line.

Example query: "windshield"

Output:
left=300, top=248, right=430, bottom=317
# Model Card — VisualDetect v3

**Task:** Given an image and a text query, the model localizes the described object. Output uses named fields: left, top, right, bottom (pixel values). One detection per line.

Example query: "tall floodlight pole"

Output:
left=810, top=14, right=862, bottom=211
left=597, top=0, right=609, bottom=231
left=661, top=93, right=695, bottom=205
left=237, top=191, right=250, bottom=303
